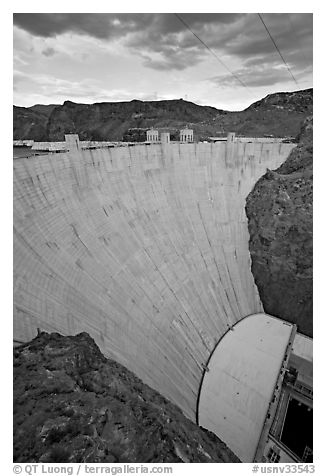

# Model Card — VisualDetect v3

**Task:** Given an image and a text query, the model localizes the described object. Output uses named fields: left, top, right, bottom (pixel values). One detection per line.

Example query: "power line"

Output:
left=257, top=13, right=298, bottom=86
left=174, top=13, right=252, bottom=93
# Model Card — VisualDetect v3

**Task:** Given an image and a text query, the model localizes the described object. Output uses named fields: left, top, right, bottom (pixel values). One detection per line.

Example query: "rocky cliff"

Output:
left=13, top=88, right=312, bottom=142
left=246, top=116, right=313, bottom=336
left=13, top=332, right=239, bottom=463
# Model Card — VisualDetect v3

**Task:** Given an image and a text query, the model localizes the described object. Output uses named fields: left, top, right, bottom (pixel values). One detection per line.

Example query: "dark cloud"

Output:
left=42, top=47, right=56, bottom=57
left=140, top=47, right=204, bottom=71
left=126, top=13, right=312, bottom=73
left=181, top=13, right=243, bottom=25
left=13, top=13, right=244, bottom=39
left=13, top=13, right=155, bottom=39
left=13, top=13, right=312, bottom=74
left=122, top=14, right=248, bottom=71
left=226, top=13, right=313, bottom=60
left=208, top=59, right=312, bottom=89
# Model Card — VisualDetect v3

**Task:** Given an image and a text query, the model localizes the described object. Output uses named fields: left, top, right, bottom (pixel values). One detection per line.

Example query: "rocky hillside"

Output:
left=13, top=331, right=239, bottom=463
left=245, top=116, right=313, bottom=336
left=13, top=106, right=49, bottom=141
left=218, top=88, right=312, bottom=138
left=13, top=99, right=219, bottom=142
left=13, top=88, right=312, bottom=142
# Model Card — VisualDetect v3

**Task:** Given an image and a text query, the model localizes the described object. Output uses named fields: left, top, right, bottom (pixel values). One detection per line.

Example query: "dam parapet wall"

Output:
left=209, top=136, right=294, bottom=143
left=16, top=133, right=292, bottom=153
left=14, top=139, right=35, bottom=147
left=30, top=140, right=133, bottom=151
left=13, top=140, right=295, bottom=420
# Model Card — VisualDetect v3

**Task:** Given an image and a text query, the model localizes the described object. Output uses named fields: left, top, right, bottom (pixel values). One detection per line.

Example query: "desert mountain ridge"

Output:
left=13, top=88, right=312, bottom=142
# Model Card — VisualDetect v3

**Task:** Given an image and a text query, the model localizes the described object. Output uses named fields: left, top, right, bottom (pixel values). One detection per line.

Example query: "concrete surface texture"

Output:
left=197, top=313, right=294, bottom=462
left=290, top=333, right=313, bottom=390
left=160, top=132, right=170, bottom=143
left=13, top=141, right=295, bottom=420
left=31, top=140, right=116, bottom=151
left=292, top=333, right=313, bottom=363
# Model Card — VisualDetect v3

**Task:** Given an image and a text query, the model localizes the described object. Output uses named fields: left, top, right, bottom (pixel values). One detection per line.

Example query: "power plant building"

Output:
left=180, top=128, right=193, bottom=142
left=146, top=128, right=159, bottom=143
left=147, top=128, right=191, bottom=143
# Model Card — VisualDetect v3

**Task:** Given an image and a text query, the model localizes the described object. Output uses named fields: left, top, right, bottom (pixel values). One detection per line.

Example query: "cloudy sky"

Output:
left=13, top=12, right=313, bottom=110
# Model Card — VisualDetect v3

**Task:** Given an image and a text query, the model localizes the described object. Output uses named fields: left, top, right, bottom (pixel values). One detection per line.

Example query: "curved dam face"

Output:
left=13, top=141, right=295, bottom=420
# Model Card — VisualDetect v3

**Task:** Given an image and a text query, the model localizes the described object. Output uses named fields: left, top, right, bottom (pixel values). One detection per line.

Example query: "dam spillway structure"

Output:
left=14, top=135, right=305, bottom=461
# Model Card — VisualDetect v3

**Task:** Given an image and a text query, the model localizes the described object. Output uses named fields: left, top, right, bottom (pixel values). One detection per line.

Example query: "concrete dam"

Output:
left=13, top=138, right=297, bottom=459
